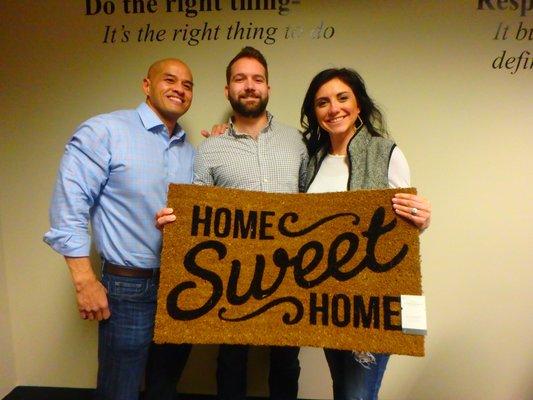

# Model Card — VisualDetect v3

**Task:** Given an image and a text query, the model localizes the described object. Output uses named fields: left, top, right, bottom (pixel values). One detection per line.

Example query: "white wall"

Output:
left=1, top=1, right=531, bottom=399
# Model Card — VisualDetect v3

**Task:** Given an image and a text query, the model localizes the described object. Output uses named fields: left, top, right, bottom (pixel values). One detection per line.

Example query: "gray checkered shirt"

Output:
left=193, top=113, right=308, bottom=193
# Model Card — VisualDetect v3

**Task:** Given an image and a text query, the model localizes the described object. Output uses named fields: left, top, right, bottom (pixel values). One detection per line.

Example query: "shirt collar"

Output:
left=227, top=111, right=274, bottom=138
left=136, top=102, right=186, bottom=142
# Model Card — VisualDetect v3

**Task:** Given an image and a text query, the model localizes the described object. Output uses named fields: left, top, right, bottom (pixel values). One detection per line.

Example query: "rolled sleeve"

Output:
left=43, top=119, right=111, bottom=256
left=43, top=228, right=91, bottom=257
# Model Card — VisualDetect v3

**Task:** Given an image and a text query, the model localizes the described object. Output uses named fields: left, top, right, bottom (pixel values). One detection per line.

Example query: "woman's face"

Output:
left=314, top=78, right=360, bottom=140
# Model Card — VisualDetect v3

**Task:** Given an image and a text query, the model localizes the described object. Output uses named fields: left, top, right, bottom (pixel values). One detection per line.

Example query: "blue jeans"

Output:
left=324, top=349, right=390, bottom=400
left=217, top=344, right=300, bottom=400
left=96, top=272, right=158, bottom=400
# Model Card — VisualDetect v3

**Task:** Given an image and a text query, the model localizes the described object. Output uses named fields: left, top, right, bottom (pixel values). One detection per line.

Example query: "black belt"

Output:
left=103, top=260, right=159, bottom=278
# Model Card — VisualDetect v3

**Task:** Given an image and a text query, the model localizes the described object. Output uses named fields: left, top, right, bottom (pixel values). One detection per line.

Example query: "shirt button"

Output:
left=263, top=178, right=269, bottom=183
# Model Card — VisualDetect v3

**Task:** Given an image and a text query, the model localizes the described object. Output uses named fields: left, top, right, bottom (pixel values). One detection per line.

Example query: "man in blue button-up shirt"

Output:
left=44, top=58, right=195, bottom=400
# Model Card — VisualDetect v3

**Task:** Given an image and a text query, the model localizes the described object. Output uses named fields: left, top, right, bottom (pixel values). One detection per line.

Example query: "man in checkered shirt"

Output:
left=157, top=46, right=307, bottom=400
left=198, top=46, right=307, bottom=400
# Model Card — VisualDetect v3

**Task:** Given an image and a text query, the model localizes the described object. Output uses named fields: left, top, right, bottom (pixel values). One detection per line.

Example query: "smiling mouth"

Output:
left=327, top=116, right=347, bottom=123
left=167, top=95, right=184, bottom=104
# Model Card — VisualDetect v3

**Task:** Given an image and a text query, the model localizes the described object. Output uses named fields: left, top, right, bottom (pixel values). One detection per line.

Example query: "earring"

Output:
left=316, top=126, right=321, bottom=142
left=355, top=115, right=364, bottom=130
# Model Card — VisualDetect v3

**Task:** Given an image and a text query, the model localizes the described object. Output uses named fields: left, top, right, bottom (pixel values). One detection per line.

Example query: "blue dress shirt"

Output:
left=44, top=103, right=195, bottom=268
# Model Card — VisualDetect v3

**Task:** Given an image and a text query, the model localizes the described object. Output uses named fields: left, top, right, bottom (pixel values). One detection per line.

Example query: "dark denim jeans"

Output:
left=324, top=349, right=390, bottom=400
left=95, top=272, right=158, bottom=400
left=217, top=344, right=300, bottom=400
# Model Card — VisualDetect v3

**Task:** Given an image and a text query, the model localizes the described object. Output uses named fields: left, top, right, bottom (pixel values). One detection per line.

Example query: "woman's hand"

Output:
left=155, top=207, right=176, bottom=230
left=392, top=193, right=431, bottom=231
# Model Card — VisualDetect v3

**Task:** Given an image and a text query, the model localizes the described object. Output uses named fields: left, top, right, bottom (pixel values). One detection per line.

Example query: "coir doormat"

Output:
left=154, top=184, right=424, bottom=356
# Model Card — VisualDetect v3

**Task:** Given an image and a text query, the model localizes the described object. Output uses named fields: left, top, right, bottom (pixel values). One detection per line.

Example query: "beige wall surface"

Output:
left=1, top=1, right=532, bottom=399
left=0, top=219, right=16, bottom=397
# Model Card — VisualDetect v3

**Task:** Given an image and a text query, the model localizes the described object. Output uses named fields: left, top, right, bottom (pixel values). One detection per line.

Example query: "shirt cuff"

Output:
left=43, top=229, right=91, bottom=257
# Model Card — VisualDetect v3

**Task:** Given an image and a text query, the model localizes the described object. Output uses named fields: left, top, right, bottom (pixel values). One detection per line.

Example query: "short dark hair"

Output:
left=300, top=68, right=388, bottom=155
left=226, top=46, right=268, bottom=84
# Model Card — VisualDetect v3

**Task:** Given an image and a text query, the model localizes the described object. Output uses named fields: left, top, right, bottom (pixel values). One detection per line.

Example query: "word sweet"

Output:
left=166, top=205, right=407, bottom=326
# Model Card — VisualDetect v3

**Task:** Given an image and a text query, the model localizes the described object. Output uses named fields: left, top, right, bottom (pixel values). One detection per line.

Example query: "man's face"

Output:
left=142, top=60, right=193, bottom=128
left=225, top=57, right=270, bottom=118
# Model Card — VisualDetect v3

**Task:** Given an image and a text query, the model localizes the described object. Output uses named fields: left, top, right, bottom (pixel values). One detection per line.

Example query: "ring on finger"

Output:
left=410, top=207, right=418, bottom=216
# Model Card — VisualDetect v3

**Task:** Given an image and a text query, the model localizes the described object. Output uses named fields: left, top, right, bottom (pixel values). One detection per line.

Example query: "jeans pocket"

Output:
left=106, top=275, right=147, bottom=299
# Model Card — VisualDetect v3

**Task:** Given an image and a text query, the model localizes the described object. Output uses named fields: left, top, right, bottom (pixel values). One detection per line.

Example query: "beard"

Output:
left=228, top=91, right=269, bottom=118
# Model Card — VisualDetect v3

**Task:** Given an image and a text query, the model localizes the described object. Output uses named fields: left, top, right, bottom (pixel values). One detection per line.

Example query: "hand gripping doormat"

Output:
left=154, top=184, right=424, bottom=356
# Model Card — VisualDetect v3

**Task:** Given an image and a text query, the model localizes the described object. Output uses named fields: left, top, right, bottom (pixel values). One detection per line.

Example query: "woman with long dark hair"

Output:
left=301, top=68, right=431, bottom=400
